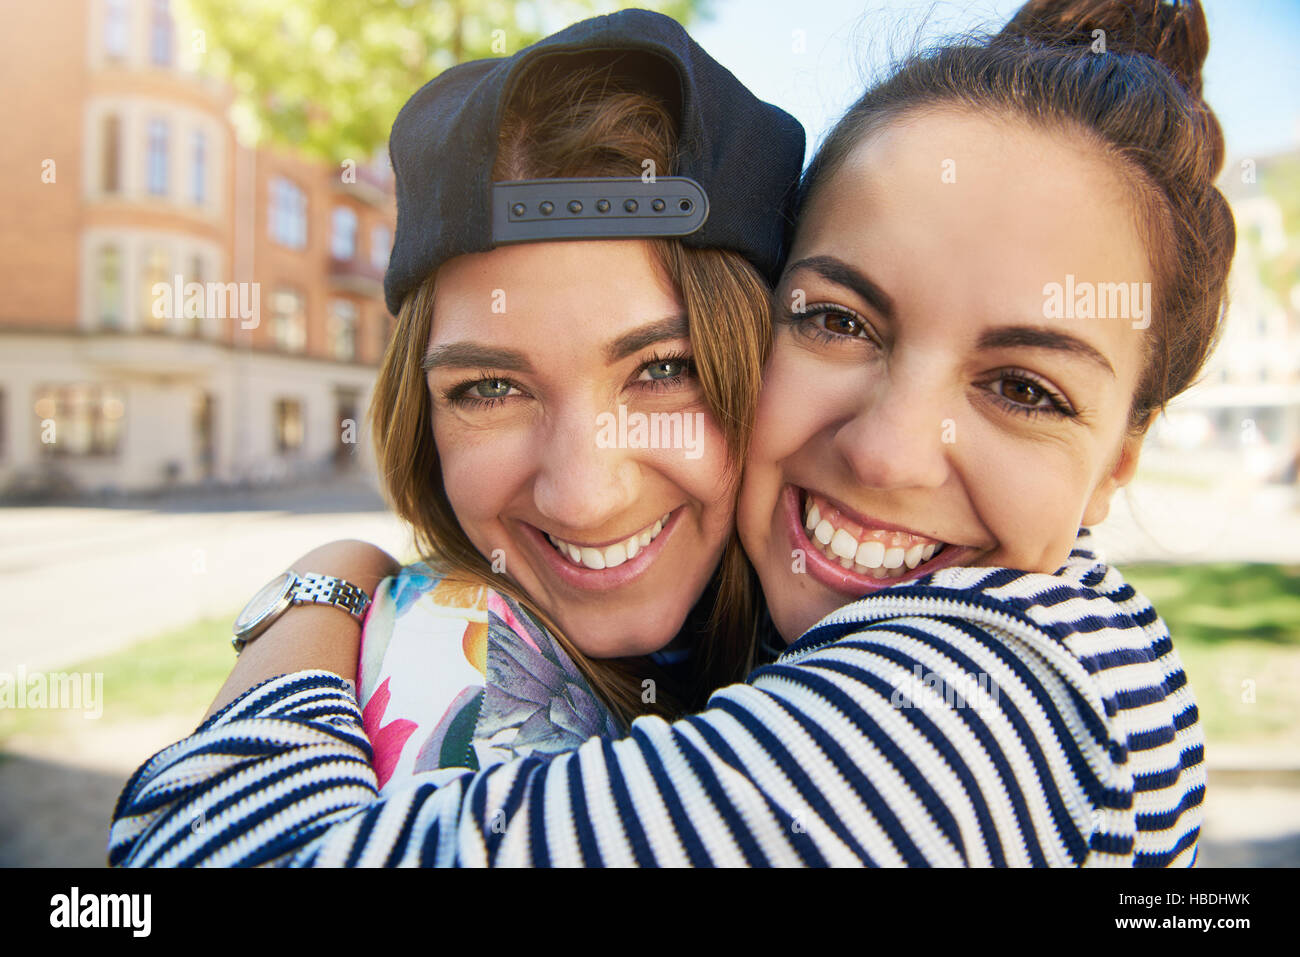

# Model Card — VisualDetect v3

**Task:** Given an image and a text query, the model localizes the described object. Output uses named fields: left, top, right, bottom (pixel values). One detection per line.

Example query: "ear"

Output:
left=1082, top=432, right=1143, bottom=527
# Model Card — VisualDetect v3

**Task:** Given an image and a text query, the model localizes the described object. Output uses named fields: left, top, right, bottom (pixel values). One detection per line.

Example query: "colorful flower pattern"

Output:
left=355, top=564, right=618, bottom=792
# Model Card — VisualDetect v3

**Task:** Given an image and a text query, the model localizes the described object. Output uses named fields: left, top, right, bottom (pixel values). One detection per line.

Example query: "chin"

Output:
left=559, top=602, right=690, bottom=660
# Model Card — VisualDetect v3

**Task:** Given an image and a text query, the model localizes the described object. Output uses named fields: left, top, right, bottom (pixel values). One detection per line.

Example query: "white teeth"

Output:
left=548, top=511, right=669, bottom=570
left=856, top=540, right=885, bottom=568
left=830, top=529, right=858, bottom=560
left=805, top=503, right=821, bottom=532
left=802, top=492, right=948, bottom=578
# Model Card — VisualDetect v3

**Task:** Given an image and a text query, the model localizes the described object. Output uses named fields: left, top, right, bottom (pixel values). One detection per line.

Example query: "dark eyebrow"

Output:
left=604, top=315, right=690, bottom=364
left=422, top=342, right=532, bottom=373
left=977, top=326, right=1115, bottom=377
left=784, top=255, right=896, bottom=321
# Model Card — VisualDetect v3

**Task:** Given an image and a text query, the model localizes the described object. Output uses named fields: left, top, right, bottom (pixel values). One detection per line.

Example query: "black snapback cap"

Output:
left=383, top=7, right=806, bottom=315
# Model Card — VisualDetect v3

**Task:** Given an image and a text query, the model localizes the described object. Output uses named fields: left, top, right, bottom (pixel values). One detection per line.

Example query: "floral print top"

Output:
left=356, top=563, right=622, bottom=793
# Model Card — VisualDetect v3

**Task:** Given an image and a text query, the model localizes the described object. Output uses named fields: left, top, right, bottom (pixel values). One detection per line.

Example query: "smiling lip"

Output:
left=782, top=485, right=973, bottom=595
left=520, top=507, right=680, bottom=593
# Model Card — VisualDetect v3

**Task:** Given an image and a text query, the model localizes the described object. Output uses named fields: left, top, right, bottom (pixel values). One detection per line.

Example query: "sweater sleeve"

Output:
left=284, top=591, right=1129, bottom=867
left=108, top=550, right=1202, bottom=867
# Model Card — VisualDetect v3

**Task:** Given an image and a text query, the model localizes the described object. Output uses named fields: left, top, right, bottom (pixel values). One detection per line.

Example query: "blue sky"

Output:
left=682, top=0, right=1300, bottom=165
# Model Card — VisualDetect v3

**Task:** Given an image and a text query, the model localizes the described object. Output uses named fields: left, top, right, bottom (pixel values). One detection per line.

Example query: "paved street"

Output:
left=0, top=475, right=413, bottom=675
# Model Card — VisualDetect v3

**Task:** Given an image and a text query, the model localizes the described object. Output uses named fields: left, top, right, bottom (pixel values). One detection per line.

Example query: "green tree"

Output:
left=1254, top=157, right=1300, bottom=310
left=180, top=0, right=708, bottom=164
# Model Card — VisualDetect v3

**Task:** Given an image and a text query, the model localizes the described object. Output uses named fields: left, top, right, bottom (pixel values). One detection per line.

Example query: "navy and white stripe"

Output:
left=108, top=529, right=1204, bottom=867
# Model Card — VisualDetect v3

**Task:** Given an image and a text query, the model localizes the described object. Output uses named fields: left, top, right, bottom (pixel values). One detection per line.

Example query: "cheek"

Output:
left=749, top=342, right=833, bottom=466
left=962, top=429, right=1094, bottom=568
left=651, top=415, right=735, bottom=526
left=431, top=414, right=532, bottom=537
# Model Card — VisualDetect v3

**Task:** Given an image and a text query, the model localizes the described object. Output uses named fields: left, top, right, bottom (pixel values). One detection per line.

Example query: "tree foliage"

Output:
left=180, top=0, right=707, bottom=163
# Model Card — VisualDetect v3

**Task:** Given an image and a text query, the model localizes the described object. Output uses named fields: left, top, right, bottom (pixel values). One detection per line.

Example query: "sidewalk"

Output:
left=0, top=474, right=414, bottom=675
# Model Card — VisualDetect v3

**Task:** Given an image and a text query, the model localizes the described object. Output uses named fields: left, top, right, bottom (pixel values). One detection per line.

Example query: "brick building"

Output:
left=0, top=0, right=396, bottom=496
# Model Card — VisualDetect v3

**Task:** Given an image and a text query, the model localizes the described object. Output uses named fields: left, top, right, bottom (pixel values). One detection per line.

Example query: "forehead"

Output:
left=799, top=107, right=1153, bottom=295
left=793, top=108, right=1153, bottom=370
left=429, top=240, right=681, bottom=346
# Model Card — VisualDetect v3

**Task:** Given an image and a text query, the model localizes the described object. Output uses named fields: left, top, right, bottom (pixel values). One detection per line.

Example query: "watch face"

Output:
left=234, top=571, right=294, bottom=634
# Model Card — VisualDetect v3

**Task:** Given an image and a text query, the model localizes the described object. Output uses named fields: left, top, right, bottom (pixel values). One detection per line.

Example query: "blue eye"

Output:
left=443, top=374, right=524, bottom=410
left=634, top=351, right=695, bottom=393
left=641, top=358, right=689, bottom=380
left=471, top=378, right=514, bottom=398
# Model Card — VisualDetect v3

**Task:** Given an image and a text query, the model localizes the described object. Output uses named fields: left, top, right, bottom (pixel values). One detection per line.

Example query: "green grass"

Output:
left=0, top=611, right=239, bottom=747
left=1120, top=563, right=1300, bottom=749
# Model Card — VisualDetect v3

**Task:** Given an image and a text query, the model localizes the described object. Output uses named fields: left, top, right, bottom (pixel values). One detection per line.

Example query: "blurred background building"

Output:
left=1144, top=149, right=1300, bottom=492
left=0, top=0, right=396, bottom=498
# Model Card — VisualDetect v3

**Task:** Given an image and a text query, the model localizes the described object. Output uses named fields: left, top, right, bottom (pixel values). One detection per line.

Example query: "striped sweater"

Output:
left=107, top=529, right=1205, bottom=867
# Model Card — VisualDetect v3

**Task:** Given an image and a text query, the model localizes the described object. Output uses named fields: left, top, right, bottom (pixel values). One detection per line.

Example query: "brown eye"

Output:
left=822, top=312, right=865, bottom=337
left=998, top=376, right=1046, bottom=407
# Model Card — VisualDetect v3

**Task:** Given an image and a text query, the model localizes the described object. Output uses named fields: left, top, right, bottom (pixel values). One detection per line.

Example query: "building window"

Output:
left=269, top=177, right=307, bottom=249
left=370, top=225, right=391, bottom=270
left=150, top=0, right=174, bottom=67
left=97, top=245, right=124, bottom=329
left=102, top=115, right=122, bottom=193
left=146, top=119, right=169, bottom=196
left=34, top=385, right=125, bottom=457
left=183, top=254, right=204, bottom=336
left=142, top=246, right=170, bottom=332
left=274, top=398, right=304, bottom=453
left=331, top=206, right=357, bottom=260
left=329, top=299, right=358, bottom=361
left=190, top=130, right=207, bottom=206
left=270, top=287, right=306, bottom=352
left=104, top=0, right=129, bottom=60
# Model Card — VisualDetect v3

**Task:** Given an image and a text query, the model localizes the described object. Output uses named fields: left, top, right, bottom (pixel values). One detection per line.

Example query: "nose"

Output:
left=532, top=404, right=642, bottom=534
left=832, top=367, right=952, bottom=492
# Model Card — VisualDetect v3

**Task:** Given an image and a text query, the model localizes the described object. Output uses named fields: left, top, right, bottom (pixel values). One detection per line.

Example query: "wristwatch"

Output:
left=231, top=569, right=372, bottom=655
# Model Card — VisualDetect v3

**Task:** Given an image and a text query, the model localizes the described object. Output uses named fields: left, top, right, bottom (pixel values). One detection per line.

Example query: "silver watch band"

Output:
left=231, top=570, right=372, bottom=655
left=290, top=572, right=372, bottom=619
